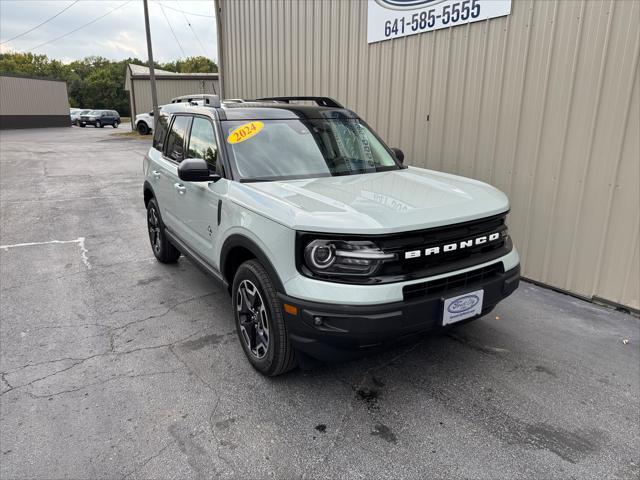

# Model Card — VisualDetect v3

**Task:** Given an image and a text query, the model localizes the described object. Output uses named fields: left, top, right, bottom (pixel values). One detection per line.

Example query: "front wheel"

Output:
left=96, top=121, right=102, bottom=128
left=233, top=260, right=296, bottom=376
left=137, top=122, right=149, bottom=135
left=113, top=121, right=119, bottom=128
left=147, top=198, right=180, bottom=263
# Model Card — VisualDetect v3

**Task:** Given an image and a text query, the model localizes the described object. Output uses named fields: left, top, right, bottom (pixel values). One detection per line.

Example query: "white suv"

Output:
left=143, top=95, right=520, bottom=376
left=135, top=97, right=216, bottom=135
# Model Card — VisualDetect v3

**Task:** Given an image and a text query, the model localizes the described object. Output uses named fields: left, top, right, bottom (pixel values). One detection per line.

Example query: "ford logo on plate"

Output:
left=447, top=294, right=480, bottom=314
left=375, top=0, right=447, bottom=10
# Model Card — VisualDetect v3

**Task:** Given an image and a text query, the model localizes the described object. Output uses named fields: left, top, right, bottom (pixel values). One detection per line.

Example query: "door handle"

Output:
left=174, top=183, right=186, bottom=194
left=152, top=170, right=161, bottom=179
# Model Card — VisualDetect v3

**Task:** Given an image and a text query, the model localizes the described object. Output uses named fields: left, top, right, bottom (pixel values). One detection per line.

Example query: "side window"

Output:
left=152, top=113, right=169, bottom=151
left=164, top=116, right=191, bottom=162
left=187, top=117, right=218, bottom=169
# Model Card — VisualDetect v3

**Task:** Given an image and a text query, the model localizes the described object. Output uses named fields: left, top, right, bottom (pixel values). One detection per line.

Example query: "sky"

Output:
left=0, top=0, right=218, bottom=63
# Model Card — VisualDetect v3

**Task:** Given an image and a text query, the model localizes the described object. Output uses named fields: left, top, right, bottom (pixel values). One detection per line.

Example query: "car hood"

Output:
left=229, top=167, right=509, bottom=234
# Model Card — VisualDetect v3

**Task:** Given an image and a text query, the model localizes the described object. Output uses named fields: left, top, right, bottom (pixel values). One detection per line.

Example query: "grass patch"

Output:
left=110, top=130, right=149, bottom=140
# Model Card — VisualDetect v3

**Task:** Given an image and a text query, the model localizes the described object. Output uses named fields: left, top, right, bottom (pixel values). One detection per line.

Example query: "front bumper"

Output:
left=79, top=119, right=97, bottom=125
left=279, top=265, right=520, bottom=362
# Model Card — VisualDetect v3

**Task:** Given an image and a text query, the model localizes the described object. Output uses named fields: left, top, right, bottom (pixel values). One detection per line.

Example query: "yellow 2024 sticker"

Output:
left=227, top=121, right=264, bottom=144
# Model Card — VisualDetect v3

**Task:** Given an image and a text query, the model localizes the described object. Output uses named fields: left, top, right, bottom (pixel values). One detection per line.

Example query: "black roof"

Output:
left=219, top=102, right=359, bottom=121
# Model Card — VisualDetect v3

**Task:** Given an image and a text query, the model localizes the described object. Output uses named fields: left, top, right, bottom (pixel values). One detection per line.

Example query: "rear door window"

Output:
left=164, top=116, right=191, bottom=162
left=187, top=117, right=218, bottom=170
left=152, top=113, right=169, bottom=151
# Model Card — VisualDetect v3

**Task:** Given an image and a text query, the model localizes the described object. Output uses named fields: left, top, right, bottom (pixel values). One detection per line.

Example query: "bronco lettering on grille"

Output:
left=404, top=232, right=502, bottom=260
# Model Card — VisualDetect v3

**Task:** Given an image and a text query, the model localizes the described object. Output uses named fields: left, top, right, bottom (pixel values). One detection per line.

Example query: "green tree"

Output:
left=0, top=52, right=217, bottom=116
left=161, top=56, right=217, bottom=73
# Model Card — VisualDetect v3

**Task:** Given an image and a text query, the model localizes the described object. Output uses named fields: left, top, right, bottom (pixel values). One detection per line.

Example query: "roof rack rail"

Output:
left=253, top=96, right=343, bottom=108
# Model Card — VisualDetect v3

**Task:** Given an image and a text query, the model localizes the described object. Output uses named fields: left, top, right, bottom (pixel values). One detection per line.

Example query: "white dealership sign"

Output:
left=367, top=0, right=511, bottom=44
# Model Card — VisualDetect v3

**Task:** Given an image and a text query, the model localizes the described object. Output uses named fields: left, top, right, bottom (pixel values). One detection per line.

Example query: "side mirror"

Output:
left=177, top=157, right=221, bottom=182
left=391, top=147, right=404, bottom=164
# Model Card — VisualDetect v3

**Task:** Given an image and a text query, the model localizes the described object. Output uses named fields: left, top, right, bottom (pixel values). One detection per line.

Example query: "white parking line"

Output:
left=0, top=237, right=91, bottom=269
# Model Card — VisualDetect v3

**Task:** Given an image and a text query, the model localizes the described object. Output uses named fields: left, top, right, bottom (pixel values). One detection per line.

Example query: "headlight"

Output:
left=303, top=239, right=395, bottom=277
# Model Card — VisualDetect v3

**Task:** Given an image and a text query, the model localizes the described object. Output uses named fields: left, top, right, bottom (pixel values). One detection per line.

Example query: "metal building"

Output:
left=218, top=0, right=640, bottom=310
left=124, top=64, right=220, bottom=128
left=0, top=74, right=70, bottom=129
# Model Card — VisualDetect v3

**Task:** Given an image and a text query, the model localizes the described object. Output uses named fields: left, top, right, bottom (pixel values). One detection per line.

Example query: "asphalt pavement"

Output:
left=0, top=124, right=638, bottom=479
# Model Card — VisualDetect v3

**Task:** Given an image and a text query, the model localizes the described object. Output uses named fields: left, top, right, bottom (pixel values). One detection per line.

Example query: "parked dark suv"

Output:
left=79, top=110, right=121, bottom=128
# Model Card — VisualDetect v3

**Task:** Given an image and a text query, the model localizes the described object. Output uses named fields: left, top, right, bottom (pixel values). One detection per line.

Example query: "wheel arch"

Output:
left=221, top=234, right=285, bottom=294
left=143, top=180, right=155, bottom=208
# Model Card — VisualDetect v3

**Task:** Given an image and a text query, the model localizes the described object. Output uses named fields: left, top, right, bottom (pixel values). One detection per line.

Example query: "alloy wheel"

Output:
left=147, top=206, right=161, bottom=253
left=236, top=279, right=270, bottom=359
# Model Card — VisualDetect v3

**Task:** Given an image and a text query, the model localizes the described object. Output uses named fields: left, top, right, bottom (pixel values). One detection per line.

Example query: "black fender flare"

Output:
left=142, top=181, right=169, bottom=229
left=220, top=234, right=286, bottom=293
left=143, top=180, right=155, bottom=207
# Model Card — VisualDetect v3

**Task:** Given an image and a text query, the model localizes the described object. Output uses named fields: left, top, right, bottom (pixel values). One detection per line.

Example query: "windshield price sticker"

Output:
left=367, top=0, right=511, bottom=44
left=227, top=121, right=264, bottom=144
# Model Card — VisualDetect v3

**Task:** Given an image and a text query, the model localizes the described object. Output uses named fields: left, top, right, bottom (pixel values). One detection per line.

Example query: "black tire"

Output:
left=146, top=198, right=180, bottom=263
left=113, top=121, right=119, bottom=129
left=97, top=120, right=102, bottom=128
left=137, top=122, right=149, bottom=135
left=232, top=260, right=296, bottom=376
left=80, top=123, right=86, bottom=128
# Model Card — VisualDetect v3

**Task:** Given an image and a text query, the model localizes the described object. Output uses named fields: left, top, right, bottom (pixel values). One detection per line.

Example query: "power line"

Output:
left=158, top=2, right=187, bottom=58
left=176, top=0, right=208, bottom=57
left=29, top=0, right=132, bottom=51
left=151, top=1, right=214, bottom=18
left=0, top=0, right=80, bottom=45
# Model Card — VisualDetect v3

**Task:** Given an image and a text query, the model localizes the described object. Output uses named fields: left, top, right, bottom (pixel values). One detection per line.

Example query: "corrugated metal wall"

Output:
left=219, top=0, right=640, bottom=310
left=0, top=75, right=69, bottom=115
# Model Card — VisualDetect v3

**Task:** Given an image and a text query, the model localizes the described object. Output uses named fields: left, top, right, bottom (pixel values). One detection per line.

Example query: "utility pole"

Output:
left=213, top=0, right=224, bottom=99
left=143, top=0, right=159, bottom=119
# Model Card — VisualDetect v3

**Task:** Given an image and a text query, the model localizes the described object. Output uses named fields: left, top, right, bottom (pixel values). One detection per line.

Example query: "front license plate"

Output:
left=442, top=289, right=484, bottom=326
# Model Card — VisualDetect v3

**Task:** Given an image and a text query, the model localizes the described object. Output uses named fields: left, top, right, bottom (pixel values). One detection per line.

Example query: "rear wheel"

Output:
left=113, top=120, right=119, bottom=128
left=233, top=260, right=296, bottom=376
left=137, top=122, right=149, bottom=135
left=147, top=198, right=180, bottom=263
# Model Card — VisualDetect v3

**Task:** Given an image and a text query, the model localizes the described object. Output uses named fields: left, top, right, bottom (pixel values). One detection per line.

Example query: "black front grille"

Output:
left=375, top=213, right=511, bottom=282
left=297, top=212, right=512, bottom=284
left=403, top=262, right=504, bottom=300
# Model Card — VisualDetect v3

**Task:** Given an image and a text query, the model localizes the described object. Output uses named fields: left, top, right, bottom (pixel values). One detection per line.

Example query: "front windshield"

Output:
left=222, top=118, right=400, bottom=181
left=80, top=110, right=91, bottom=115
left=88, top=110, right=101, bottom=116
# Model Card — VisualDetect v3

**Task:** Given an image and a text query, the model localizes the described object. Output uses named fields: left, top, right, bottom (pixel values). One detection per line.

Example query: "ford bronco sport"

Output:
left=143, top=95, right=520, bottom=376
